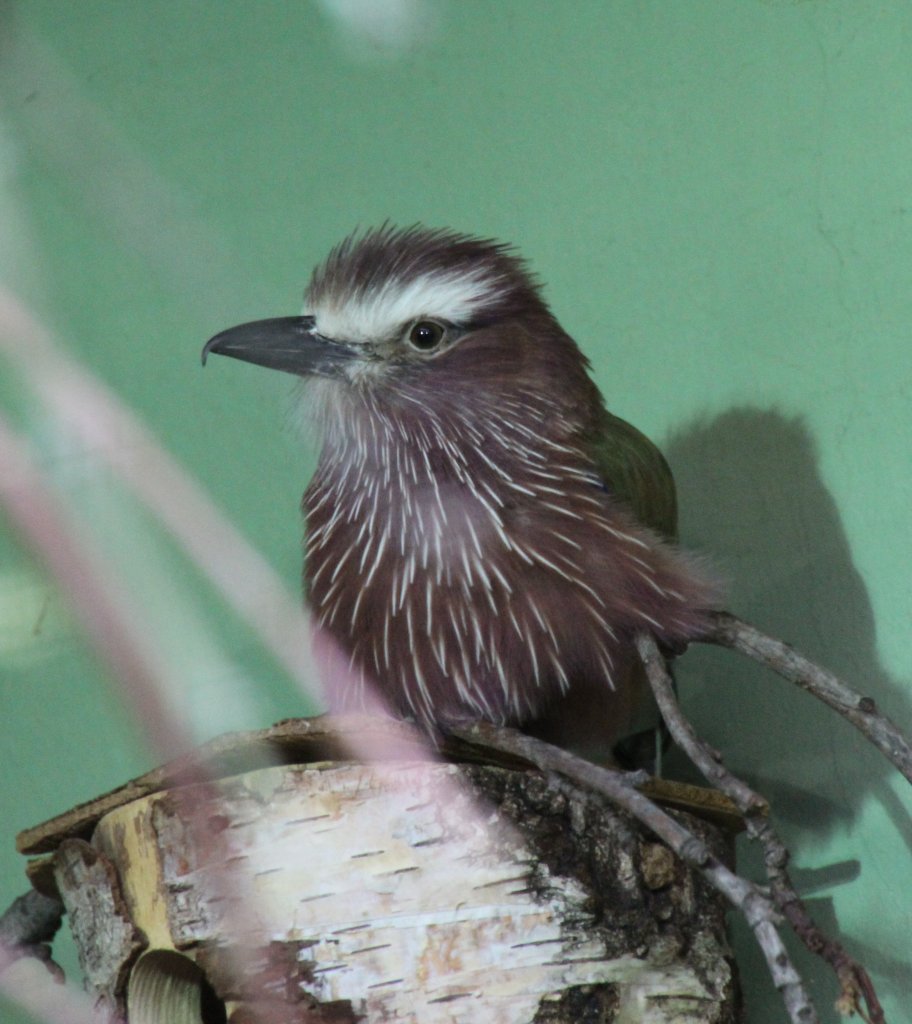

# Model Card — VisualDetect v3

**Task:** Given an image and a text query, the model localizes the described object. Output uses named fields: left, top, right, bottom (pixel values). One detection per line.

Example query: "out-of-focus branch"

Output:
left=0, top=412, right=192, bottom=761
left=0, top=288, right=317, bottom=702
left=0, top=890, right=64, bottom=981
left=0, top=969, right=103, bottom=1024
left=0, top=289, right=438, bottom=768
left=703, top=611, right=912, bottom=786
left=447, top=721, right=818, bottom=1024
left=636, top=632, right=885, bottom=1024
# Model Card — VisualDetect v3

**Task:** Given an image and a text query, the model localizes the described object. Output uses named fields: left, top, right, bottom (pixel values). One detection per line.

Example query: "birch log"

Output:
left=46, top=753, right=737, bottom=1023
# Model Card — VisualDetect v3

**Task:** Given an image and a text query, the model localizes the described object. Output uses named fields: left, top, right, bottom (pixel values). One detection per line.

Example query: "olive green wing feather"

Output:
left=587, top=409, right=678, bottom=542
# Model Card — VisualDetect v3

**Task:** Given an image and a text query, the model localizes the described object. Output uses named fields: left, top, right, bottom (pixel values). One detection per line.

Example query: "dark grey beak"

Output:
left=201, top=316, right=357, bottom=377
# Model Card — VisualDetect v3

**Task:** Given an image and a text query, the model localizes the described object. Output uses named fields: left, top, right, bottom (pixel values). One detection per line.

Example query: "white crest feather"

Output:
left=309, top=269, right=498, bottom=343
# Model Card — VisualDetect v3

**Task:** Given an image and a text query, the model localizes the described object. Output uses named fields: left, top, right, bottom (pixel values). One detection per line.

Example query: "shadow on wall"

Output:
left=667, top=407, right=912, bottom=1017
left=666, top=407, right=912, bottom=847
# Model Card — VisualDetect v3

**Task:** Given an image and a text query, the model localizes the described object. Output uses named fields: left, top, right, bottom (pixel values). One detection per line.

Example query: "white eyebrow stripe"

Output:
left=310, top=270, right=498, bottom=343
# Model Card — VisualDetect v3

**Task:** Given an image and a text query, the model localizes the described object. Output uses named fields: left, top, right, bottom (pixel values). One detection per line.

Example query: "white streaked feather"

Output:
left=302, top=354, right=691, bottom=727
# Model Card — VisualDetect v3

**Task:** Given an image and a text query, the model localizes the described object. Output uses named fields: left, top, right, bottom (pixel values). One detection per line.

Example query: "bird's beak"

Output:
left=201, top=316, right=358, bottom=377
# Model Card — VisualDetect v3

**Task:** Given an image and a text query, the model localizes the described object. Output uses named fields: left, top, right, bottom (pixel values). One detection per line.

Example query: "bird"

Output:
left=203, top=225, right=718, bottom=758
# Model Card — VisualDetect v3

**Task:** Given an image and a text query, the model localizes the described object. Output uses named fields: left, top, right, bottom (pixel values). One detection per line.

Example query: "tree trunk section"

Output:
left=21, top=719, right=739, bottom=1022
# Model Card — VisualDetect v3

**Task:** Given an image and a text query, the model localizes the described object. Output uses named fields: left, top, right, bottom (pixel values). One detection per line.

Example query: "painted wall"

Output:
left=1, top=3, right=910, bottom=1020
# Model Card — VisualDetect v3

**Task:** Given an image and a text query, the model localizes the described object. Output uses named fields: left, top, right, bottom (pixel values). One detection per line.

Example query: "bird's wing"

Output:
left=586, top=409, right=679, bottom=542
left=584, top=409, right=681, bottom=769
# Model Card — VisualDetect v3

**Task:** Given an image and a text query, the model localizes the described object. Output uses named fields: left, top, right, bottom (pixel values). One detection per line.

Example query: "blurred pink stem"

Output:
left=0, top=287, right=430, bottom=767
left=0, top=288, right=317, bottom=698
left=0, top=411, right=190, bottom=760
left=0, top=967, right=103, bottom=1024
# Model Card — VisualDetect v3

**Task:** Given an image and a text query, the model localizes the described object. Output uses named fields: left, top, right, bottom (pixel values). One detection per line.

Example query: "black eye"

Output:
left=407, top=320, right=446, bottom=352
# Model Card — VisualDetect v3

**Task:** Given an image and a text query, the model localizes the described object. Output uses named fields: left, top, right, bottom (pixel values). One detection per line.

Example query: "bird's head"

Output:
left=203, top=225, right=599, bottom=438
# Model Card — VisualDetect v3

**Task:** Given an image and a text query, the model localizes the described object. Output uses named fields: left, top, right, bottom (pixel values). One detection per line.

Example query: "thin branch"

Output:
left=636, top=632, right=885, bottom=1024
left=0, top=890, right=65, bottom=982
left=447, top=721, right=819, bottom=1024
left=703, top=612, right=912, bottom=785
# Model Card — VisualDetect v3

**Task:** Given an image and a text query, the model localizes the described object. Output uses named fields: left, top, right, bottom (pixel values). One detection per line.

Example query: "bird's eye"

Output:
left=407, top=320, right=446, bottom=352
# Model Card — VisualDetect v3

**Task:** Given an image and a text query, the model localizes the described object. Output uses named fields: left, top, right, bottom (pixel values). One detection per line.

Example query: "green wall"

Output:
left=1, top=3, right=910, bottom=1021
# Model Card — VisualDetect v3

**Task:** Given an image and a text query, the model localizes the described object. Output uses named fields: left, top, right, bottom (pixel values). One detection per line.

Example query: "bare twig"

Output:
left=0, top=890, right=65, bottom=982
left=703, top=612, right=912, bottom=785
left=447, top=721, right=819, bottom=1024
left=636, top=632, right=886, bottom=1024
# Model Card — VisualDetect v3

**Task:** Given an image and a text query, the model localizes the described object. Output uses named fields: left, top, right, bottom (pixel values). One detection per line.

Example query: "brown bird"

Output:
left=203, top=226, right=717, bottom=758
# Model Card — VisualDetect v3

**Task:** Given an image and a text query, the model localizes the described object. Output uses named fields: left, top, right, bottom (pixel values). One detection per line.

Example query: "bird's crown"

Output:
left=305, top=224, right=543, bottom=345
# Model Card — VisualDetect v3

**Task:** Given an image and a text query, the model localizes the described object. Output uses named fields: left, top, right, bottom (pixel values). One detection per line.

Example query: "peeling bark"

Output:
left=53, top=838, right=146, bottom=1019
left=72, top=760, right=736, bottom=1023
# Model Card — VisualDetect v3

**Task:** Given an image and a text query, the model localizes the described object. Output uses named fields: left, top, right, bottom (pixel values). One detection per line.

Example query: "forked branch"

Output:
left=703, top=611, right=912, bottom=785
left=636, top=632, right=886, bottom=1024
